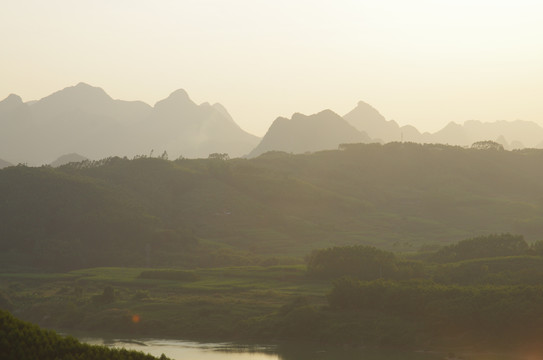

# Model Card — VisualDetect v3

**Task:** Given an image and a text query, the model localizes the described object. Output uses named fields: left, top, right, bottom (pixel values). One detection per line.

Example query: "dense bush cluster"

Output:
left=429, top=233, right=529, bottom=263
left=327, top=278, right=543, bottom=346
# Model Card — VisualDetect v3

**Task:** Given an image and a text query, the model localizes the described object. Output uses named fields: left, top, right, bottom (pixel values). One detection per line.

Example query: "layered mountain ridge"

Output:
left=0, top=83, right=259, bottom=165
left=1, top=83, right=542, bottom=165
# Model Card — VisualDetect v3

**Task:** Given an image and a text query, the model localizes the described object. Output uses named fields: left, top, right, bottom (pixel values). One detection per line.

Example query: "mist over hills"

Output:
left=1, top=83, right=543, bottom=165
left=0, top=83, right=259, bottom=165
left=248, top=109, right=371, bottom=157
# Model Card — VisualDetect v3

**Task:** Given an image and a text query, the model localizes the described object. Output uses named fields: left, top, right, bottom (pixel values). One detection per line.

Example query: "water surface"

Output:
left=81, top=337, right=452, bottom=360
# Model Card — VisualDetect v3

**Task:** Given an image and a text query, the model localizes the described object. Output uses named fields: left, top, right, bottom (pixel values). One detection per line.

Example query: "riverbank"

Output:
left=3, top=264, right=543, bottom=355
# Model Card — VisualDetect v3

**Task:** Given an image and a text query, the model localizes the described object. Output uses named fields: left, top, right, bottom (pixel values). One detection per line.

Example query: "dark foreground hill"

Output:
left=2, top=142, right=543, bottom=271
left=0, top=310, right=169, bottom=360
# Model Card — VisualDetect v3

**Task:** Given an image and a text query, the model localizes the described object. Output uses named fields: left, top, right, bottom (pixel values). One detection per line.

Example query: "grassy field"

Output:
left=0, top=265, right=330, bottom=341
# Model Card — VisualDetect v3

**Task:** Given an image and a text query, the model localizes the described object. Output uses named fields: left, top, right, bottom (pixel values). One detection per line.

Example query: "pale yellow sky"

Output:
left=1, top=0, right=542, bottom=136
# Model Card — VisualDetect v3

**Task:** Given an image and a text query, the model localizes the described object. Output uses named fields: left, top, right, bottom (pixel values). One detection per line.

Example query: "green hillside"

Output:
left=0, top=310, right=169, bottom=360
left=2, top=142, right=543, bottom=271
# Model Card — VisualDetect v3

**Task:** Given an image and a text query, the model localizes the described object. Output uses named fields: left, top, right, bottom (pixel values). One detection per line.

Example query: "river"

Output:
left=81, top=337, right=514, bottom=360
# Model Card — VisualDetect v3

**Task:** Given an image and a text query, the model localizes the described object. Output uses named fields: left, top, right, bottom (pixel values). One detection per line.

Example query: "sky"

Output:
left=1, top=0, right=542, bottom=137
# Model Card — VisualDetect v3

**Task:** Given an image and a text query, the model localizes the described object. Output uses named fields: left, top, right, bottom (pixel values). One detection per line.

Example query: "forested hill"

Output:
left=2, top=142, right=543, bottom=271
left=0, top=310, right=170, bottom=360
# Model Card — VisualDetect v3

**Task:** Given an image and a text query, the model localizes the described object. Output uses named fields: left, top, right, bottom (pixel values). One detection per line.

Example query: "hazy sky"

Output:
left=2, top=0, right=542, bottom=136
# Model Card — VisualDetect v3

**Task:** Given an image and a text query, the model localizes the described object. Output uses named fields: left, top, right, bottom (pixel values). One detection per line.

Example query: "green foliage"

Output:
left=433, top=255, right=543, bottom=285
left=327, top=279, right=543, bottom=347
left=138, top=269, right=199, bottom=282
left=0, top=164, right=158, bottom=270
left=306, top=245, right=399, bottom=280
left=4, top=144, right=543, bottom=272
left=430, top=233, right=529, bottom=263
left=92, top=286, right=116, bottom=305
left=0, top=310, right=170, bottom=360
left=7, top=143, right=543, bottom=351
left=0, top=291, right=13, bottom=311
left=471, top=140, right=504, bottom=151
left=208, top=153, right=230, bottom=161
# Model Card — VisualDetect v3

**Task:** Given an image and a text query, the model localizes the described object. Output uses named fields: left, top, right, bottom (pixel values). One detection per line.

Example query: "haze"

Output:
left=2, top=0, right=542, bottom=136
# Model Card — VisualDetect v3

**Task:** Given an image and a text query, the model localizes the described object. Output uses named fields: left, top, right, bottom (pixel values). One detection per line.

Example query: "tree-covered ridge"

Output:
left=0, top=310, right=169, bottom=360
left=306, top=234, right=543, bottom=285
left=0, top=164, right=160, bottom=270
left=3, top=142, right=543, bottom=271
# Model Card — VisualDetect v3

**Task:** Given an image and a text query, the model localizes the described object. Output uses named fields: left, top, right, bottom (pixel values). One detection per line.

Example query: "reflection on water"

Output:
left=82, top=337, right=448, bottom=360
left=82, top=337, right=522, bottom=360
left=277, top=345, right=442, bottom=360
left=82, top=338, right=278, bottom=360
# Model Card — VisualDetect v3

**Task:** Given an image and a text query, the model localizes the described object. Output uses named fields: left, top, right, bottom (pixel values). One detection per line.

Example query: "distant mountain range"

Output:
left=0, top=83, right=259, bottom=165
left=343, top=101, right=543, bottom=149
left=1, top=83, right=542, bottom=165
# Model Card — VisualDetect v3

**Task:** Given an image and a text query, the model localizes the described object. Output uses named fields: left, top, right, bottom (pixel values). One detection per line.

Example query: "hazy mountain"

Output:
left=248, top=109, right=371, bottom=157
left=422, top=119, right=543, bottom=149
left=342, top=101, right=543, bottom=149
left=0, top=158, right=12, bottom=169
left=462, top=120, right=543, bottom=149
left=0, top=83, right=151, bottom=165
left=0, top=83, right=260, bottom=165
left=139, top=89, right=260, bottom=159
left=3, top=82, right=542, bottom=165
left=343, top=101, right=423, bottom=143
left=30, top=82, right=152, bottom=124
left=428, top=121, right=471, bottom=145
left=0, top=94, right=33, bottom=164
left=50, top=153, right=88, bottom=167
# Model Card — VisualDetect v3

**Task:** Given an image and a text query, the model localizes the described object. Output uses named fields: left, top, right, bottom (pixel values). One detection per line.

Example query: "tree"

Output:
left=471, top=140, right=504, bottom=151
left=306, top=245, right=398, bottom=280
left=208, top=153, right=229, bottom=161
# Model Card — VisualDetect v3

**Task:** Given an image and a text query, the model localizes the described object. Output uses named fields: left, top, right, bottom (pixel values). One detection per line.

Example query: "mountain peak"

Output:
left=443, top=121, right=462, bottom=130
left=343, top=100, right=396, bottom=142
left=154, top=88, right=196, bottom=111
left=168, top=89, right=191, bottom=101
left=357, top=100, right=372, bottom=107
left=0, top=94, right=23, bottom=107
left=75, top=82, right=93, bottom=88
left=67, top=82, right=108, bottom=96
left=41, top=83, right=112, bottom=104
